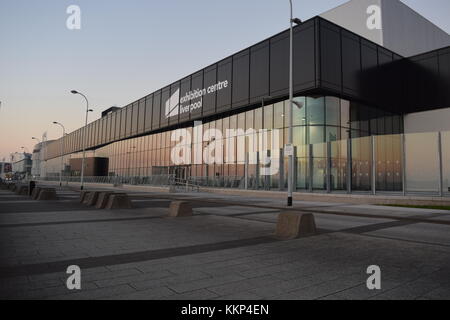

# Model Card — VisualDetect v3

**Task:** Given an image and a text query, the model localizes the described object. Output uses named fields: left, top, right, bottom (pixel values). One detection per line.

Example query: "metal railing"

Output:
left=34, top=175, right=174, bottom=187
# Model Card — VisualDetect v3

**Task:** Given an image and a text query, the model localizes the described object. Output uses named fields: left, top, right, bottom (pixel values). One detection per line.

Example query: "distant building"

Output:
left=10, top=152, right=32, bottom=179
left=31, top=141, right=54, bottom=178
left=0, top=162, right=13, bottom=180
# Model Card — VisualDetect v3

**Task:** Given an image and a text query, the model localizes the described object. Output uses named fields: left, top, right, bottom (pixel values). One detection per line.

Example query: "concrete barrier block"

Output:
left=85, top=191, right=101, bottom=206
left=14, top=185, right=24, bottom=194
left=18, top=186, right=29, bottom=196
left=31, top=187, right=42, bottom=200
left=37, top=188, right=57, bottom=201
left=275, top=212, right=316, bottom=240
left=95, top=192, right=115, bottom=209
left=79, top=191, right=91, bottom=203
left=168, top=201, right=193, bottom=217
left=105, top=193, right=132, bottom=210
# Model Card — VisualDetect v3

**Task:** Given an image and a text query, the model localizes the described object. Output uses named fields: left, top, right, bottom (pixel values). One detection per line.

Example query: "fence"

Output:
left=34, top=130, right=450, bottom=197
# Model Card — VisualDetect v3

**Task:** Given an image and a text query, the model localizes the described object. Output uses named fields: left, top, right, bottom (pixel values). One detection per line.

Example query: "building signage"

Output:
left=165, top=80, right=229, bottom=119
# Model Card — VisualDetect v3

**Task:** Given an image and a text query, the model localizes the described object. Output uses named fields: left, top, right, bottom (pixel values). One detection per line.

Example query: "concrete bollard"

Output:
left=95, top=192, right=115, bottom=209
left=275, top=212, right=317, bottom=240
left=85, top=191, right=101, bottom=206
left=79, top=191, right=91, bottom=203
left=31, top=187, right=42, bottom=200
left=18, top=186, right=29, bottom=196
left=105, top=193, right=132, bottom=210
left=168, top=201, right=193, bottom=217
left=37, top=188, right=57, bottom=201
left=14, top=185, right=24, bottom=194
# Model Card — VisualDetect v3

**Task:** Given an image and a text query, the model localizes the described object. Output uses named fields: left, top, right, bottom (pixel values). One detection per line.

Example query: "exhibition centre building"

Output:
left=38, top=0, right=450, bottom=196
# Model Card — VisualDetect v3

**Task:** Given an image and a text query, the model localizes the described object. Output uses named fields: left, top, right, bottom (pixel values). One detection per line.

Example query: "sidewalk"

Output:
left=1, top=187, right=450, bottom=300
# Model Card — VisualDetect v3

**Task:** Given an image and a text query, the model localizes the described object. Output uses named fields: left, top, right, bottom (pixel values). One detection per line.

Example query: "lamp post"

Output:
left=287, top=0, right=302, bottom=207
left=53, top=122, right=66, bottom=187
left=71, top=90, right=93, bottom=190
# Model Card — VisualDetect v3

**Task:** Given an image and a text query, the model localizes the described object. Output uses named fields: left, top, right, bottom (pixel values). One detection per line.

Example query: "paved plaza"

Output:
left=1, top=185, right=450, bottom=300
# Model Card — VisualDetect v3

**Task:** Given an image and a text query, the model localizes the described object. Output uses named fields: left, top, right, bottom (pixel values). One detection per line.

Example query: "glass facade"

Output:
left=42, top=96, right=422, bottom=194
left=94, top=96, right=401, bottom=180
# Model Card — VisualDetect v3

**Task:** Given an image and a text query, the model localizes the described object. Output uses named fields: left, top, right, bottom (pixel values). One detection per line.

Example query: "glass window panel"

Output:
left=120, top=109, right=126, bottom=139
left=376, top=135, right=402, bottom=192
left=296, top=144, right=309, bottom=190
left=293, top=96, right=306, bottom=126
left=264, top=104, right=273, bottom=130
left=274, top=102, right=284, bottom=129
left=126, top=105, right=133, bottom=136
left=307, top=97, right=325, bottom=125
left=326, top=126, right=339, bottom=142
left=245, top=110, right=254, bottom=131
left=309, top=126, right=324, bottom=145
left=330, top=140, right=348, bottom=191
left=351, top=136, right=372, bottom=191
left=138, top=99, right=146, bottom=134
left=144, top=95, right=153, bottom=132
left=229, top=115, right=237, bottom=130
left=326, top=96, right=340, bottom=126
left=237, top=113, right=245, bottom=132
left=254, top=108, right=262, bottom=130
left=293, top=126, right=306, bottom=147
left=350, top=102, right=360, bottom=131
left=405, top=132, right=440, bottom=193
left=312, top=143, right=327, bottom=190
left=340, top=99, right=350, bottom=128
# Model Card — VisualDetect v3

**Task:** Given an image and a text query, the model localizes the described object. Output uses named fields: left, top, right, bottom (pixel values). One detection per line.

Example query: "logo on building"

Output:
left=165, top=88, right=180, bottom=118
left=164, top=80, right=229, bottom=119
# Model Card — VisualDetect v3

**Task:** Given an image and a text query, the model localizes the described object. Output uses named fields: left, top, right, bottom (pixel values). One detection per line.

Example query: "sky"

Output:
left=0, top=0, right=449, bottom=161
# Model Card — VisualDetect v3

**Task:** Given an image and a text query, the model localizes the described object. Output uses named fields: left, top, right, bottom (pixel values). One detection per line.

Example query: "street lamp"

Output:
left=71, top=90, right=93, bottom=190
left=32, top=137, right=41, bottom=144
left=287, top=0, right=302, bottom=207
left=53, top=122, right=66, bottom=187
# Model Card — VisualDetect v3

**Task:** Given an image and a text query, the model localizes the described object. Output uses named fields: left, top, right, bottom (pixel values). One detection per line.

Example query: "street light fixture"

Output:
left=53, top=121, right=66, bottom=187
left=71, top=90, right=93, bottom=190
left=32, top=137, right=41, bottom=144
left=287, top=0, right=302, bottom=207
